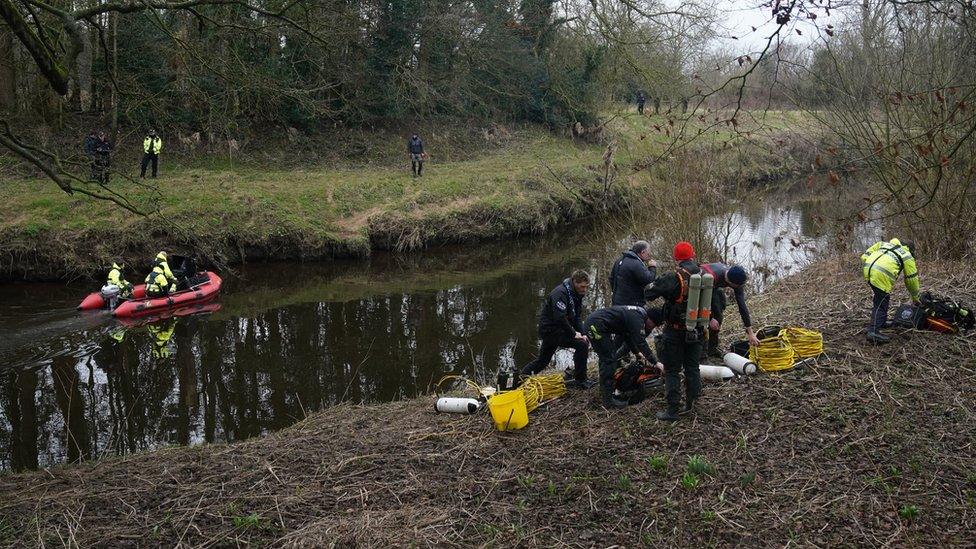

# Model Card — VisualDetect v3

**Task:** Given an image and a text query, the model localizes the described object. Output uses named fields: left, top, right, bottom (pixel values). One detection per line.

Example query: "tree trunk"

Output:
left=0, top=25, right=16, bottom=112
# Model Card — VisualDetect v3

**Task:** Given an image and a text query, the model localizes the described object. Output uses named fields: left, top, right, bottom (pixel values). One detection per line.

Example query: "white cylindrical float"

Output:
left=699, top=364, right=735, bottom=381
left=434, top=397, right=481, bottom=414
left=723, top=352, right=757, bottom=375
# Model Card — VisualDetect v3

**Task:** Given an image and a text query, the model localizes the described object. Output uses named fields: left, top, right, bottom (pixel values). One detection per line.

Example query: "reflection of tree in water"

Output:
left=0, top=369, right=39, bottom=471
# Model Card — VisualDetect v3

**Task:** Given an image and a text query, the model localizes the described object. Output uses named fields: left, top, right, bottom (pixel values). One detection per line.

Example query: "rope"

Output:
left=520, top=373, right=567, bottom=413
left=434, top=375, right=483, bottom=397
left=784, top=327, right=824, bottom=359
left=749, top=327, right=796, bottom=372
left=749, top=326, right=825, bottom=372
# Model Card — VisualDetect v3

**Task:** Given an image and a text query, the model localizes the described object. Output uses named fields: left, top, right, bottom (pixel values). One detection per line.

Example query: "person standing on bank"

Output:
left=699, top=262, right=760, bottom=357
left=645, top=241, right=703, bottom=421
left=583, top=305, right=663, bottom=409
left=637, top=91, right=646, bottom=115
left=610, top=240, right=657, bottom=306
left=408, top=133, right=425, bottom=177
left=521, top=270, right=594, bottom=389
left=861, top=238, right=920, bottom=344
left=141, top=129, right=163, bottom=178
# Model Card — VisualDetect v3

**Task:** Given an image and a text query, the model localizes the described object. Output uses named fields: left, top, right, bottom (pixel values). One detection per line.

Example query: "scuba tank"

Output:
left=723, top=352, right=757, bottom=375
left=435, top=397, right=482, bottom=414
left=684, top=273, right=702, bottom=332
left=699, top=364, right=735, bottom=381
left=697, top=273, right=714, bottom=328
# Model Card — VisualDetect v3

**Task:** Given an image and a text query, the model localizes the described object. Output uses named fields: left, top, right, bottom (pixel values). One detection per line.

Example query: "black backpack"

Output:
left=613, top=361, right=664, bottom=404
left=892, top=304, right=926, bottom=329
left=919, top=291, right=975, bottom=331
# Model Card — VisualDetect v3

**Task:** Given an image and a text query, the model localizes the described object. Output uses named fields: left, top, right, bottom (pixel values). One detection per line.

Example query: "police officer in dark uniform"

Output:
left=645, top=241, right=702, bottom=421
left=610, top=240, right=657, bottom=306
left=521, top=270, right=593, bottom=388
left=583, top=305, right=662, bottom=409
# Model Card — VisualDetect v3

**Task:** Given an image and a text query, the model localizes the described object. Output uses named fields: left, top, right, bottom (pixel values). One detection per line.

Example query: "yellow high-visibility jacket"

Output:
left=143, top=136, right=162, bottom=154
left=106, top=265, right=133, bottom=297
left=861, top=238, right=919, bottom=299
left=145, top=258, right=177, bottom=294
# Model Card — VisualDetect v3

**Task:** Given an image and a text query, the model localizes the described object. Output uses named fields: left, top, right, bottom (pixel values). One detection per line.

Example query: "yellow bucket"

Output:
left=487, top=389, right=529, bottom=431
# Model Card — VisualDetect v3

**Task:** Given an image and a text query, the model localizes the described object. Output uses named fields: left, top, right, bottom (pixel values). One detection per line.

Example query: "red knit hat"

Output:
left=673, top=241, right=695, bottom=261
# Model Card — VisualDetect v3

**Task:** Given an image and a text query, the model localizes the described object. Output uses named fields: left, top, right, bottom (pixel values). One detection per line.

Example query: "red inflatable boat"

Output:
left=77, top=271, right=222, bottom=318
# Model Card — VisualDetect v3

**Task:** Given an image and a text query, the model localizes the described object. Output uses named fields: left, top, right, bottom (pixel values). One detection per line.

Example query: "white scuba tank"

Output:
left=699, top=364, right=735, bottom=381
left=434, top=397, right=482, bottom=414
left=723, top=352, right=757, bottom=375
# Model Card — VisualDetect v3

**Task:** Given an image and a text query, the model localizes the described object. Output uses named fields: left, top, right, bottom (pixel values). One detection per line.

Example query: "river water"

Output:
left=0, top=185, right=880, bottom=471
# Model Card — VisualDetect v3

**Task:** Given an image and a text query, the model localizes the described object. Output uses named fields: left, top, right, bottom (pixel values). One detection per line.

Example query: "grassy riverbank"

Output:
left=1, top=257, right=973, bottom=546
left=0, top=111, right=812, bottom=281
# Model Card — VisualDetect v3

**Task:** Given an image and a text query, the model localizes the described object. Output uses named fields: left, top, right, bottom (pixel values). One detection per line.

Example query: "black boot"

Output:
left=656, top=407, right=679, bottom=421
left=679, top=398, right=696, bottom=415
left=601, top=387, right=628, bottom=409
left=867, top=330, right=891, bottom=344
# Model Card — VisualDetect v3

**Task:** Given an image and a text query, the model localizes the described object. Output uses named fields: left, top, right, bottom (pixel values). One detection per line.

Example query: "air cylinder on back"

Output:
left=698, top=273, right=714, bottom=328
left=685, top=273, right=702, bottom=332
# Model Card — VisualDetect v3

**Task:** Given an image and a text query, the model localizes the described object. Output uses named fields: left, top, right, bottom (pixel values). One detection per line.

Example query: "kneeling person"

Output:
left=521, top=270, right=592, bottom=388
left=583, top=305, right=661, bottom=409
left=145, top=251, right=178, bottom=297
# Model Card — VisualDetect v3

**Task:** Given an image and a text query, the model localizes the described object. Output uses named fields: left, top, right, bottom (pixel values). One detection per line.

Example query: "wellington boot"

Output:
left=867, top=330, right=891, bottom=344
left=679, top=399, right=696, bottom=415
left=656, top=408, right=679, bottom=422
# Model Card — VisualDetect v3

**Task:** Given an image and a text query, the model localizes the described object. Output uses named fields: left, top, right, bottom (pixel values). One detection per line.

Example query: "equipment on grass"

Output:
left=435, top=397, right=481, bottom=414
left=893, top=304, right=926, bottom=329
left=723, top=352, right=757, bottom=375
left=749, top=326, right=795, bottom=372
left=699, top=364, right=735, bottom=381
left=783, top=327, right=824, bottom=359
left=496, top=365, right=520, bottom=391
left=487, top=389, right=528, bottom=431
left=919, top=291, right=974, bottom=332
left=612, top=360, right=663, bottom=404
left=521, top=373, right=567, bottom=413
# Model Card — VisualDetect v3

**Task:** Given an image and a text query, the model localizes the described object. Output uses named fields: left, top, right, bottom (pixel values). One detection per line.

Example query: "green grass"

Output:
left=0, top=110, right=808, bottom=278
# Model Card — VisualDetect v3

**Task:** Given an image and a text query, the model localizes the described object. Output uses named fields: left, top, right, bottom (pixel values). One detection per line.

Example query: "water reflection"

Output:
left=0, top=185, right=880, bottom=470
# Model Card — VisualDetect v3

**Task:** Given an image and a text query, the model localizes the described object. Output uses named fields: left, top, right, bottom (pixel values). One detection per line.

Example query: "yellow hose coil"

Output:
left=521, top=373, right=567, bottom=413
left=784, top=327, right=824, bottom=359
left=748, top=326, right=825, bottom=371
left=749, top=328, right=796, bottom=372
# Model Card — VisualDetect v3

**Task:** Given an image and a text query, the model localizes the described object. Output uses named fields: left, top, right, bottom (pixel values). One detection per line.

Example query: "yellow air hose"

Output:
left=748, top=326, right=825, bottom=372
left=520, top=373, right=567, bottom=413
left=784, top=327, right=824, bottom=359
left=749, top=328, right=796, bottom=372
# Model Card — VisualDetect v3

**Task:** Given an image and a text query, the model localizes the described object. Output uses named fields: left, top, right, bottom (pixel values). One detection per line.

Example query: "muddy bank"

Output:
left=0, top=128, right=810, bottom=282
left=0, top=258, right=972, bottom=546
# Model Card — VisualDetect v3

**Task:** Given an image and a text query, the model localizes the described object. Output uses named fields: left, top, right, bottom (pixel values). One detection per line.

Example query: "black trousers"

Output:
left=141, top=153, right=159, bottom=177
left=521, top=333, right=589, bottom=381
left=660, top=329, right=702, bottom=410
left=587, top=329, right=619, bottom=390
left=638, top=102, right=645, bottom=115
left=870, top=284, right=891, bottom=332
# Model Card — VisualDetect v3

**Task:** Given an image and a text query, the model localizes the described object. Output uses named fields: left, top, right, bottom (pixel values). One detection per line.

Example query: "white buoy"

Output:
left=434, top=397, right=481, bottom=414
left=723, top=352, right=757, bottom=375
left=699, top=364, right=735, bottom=381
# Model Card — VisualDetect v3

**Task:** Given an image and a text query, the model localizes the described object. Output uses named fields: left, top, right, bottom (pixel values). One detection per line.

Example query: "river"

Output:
left=0, top=184, right=880, bottom=471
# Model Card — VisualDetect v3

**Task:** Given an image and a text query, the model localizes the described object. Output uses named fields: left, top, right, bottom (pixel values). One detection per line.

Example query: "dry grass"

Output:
left=0, top=257, right=974, bottom=546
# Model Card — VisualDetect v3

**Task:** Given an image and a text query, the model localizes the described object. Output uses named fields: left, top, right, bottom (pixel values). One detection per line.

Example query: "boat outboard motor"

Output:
left=100, top=284, right=121, bottom=309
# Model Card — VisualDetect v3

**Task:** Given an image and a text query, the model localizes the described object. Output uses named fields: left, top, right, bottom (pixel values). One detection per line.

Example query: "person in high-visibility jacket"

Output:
left=145, top=251, right=178, bottom=297
left=106, top=262, right=133, bottom=298
left=140, top=129, right=163, bottom=178
left=861, top=238, right=920, bottom=344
